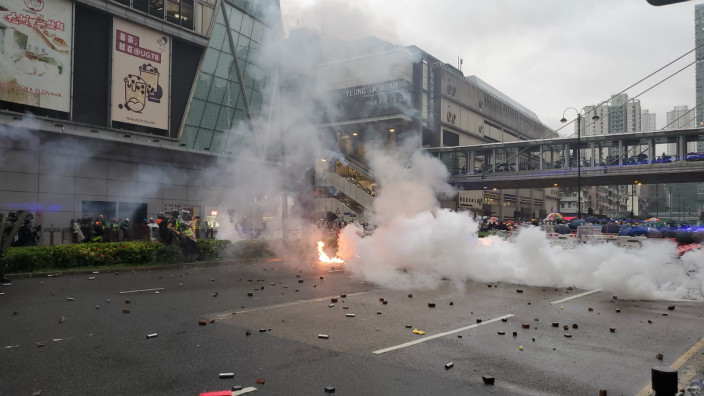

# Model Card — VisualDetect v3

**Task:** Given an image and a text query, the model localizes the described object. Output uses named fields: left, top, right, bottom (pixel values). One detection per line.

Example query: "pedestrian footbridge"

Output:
left=426, top=128, right=704, bottom=189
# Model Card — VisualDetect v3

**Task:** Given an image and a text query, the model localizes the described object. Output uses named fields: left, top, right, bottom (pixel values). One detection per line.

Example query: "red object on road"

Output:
left=677, top=243, right=702, bottom=256
left=199, top=391, right=231, bottom=396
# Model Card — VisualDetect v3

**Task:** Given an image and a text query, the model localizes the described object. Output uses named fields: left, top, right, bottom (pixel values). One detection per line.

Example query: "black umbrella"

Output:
left=555, top=224, right=572, bottom=235
left=585, top=216, right=600, bottom=223
left=602, top=222, right=620, bottom=234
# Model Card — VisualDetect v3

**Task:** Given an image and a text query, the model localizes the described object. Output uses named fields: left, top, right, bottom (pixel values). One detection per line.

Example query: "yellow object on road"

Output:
left=412, top=328, right=426, bottom=335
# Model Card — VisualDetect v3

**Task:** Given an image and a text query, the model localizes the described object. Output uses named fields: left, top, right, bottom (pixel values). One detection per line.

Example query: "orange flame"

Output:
left=317, top=241, right=344, bottom=264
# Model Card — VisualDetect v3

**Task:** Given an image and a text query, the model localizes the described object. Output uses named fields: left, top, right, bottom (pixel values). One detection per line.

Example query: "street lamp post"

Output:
left=561, top=107, right=599, bottom=219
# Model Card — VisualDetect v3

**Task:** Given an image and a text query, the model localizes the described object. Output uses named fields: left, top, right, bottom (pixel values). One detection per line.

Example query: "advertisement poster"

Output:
left=111, top=18, right=170, bottom=130
left=0, top=0, right=72, bottom=112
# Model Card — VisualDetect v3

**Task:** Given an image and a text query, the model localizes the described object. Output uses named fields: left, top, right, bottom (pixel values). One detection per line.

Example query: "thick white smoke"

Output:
left=337, top=139, right=704, bottom=301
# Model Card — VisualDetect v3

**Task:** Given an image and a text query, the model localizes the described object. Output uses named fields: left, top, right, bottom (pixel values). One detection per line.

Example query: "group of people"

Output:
left=70, top=215, right=132, bottom=244
left=1, top=211, right=41, bottom=248
left=1, top=210, right=42, bottom=283
left=70, top=210, right=202, bottom=258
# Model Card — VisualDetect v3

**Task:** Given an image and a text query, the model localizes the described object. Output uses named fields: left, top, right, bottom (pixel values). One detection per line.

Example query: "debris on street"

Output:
left=412, top=328, right=426, bottom=335
left=482, top=375, right=495, bottom=385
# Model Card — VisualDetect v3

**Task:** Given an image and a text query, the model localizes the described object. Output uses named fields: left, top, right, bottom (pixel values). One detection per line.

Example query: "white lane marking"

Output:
left=118, top=287, right=165, bottom=294
left=233, top=386, right=257, bottom=395
left=372, top=314, right=514, bottom=354
left=223, top=291, right=370, bottom=317
left=550, top=290, right=601, bottom=304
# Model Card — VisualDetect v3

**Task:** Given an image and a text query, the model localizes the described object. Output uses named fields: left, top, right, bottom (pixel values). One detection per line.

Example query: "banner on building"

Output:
left=327, top=79, right=414, bottom=121
left=0, top=0, right=72, bottom=112
left=111, top=18, right=170, bottom=130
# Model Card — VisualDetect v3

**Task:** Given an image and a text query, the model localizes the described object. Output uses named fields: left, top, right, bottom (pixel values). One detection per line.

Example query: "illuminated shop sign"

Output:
left=330, top=79, right=413, bottom=121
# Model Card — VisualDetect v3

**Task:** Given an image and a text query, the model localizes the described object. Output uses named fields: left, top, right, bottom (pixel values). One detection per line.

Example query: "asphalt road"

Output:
left=1, top=259, right=703, bottom=396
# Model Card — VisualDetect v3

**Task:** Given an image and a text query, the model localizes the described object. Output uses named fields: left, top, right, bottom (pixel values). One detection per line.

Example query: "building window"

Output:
left=111, top=0, right=195, bottom=30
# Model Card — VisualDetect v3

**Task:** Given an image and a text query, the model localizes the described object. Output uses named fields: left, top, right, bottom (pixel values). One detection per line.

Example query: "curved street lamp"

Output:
left=560, top=107, right=600, bottom=219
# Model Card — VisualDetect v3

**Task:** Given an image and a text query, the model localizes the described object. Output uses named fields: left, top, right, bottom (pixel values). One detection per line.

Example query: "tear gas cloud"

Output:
left=337, top=139, right=704, bottom=301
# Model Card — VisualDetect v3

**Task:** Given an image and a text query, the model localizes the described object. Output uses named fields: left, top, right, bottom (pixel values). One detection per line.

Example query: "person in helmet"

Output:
left=13, top=212, right=40, bottom=246
left=120, top=218, right=131, bottom=241
left=157, top=212, right=168, bottom=243
left=167, top=210, right=180, bottom=243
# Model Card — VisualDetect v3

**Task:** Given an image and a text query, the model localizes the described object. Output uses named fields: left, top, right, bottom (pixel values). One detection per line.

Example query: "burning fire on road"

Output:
left=317, top=241, right=344, bottom=264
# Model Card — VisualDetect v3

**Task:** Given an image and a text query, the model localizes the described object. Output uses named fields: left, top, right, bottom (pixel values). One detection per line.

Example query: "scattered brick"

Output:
left=125, top=300, right=130, bottom=304
left=572, top=324, right=578, bottom=329
left=564, top=334, right=572, bottom=338
left=405, top=325, right=413, bottom=329
left=247, top=292, right=253, bottom=297
left=428, top=303, right=436, bottom=308
left=320, top=277, right=324, bottom=280
left=408, top=294, right=413, bottom=298
left=610, top=327, right=616, bottom=333
left=552, top=322, right=559, bottom=327
left=219, top=373, right=235, bottom=379
left=516, top=289, right=524, bottom=293
left=210, top=319, right=215, bottom=324
left=449, top=302, right=454, bottom=306
left=497, top=331, right=505, bottom=336
left=482, top=375, right=495, bottom=385
left=613, top=296, right=618, bottom=300
left=521, top=324, right=530, bottom=329
left=298, top=280, right=304, bottom=283
left=477, top=319, right=483, bottom=324
left=245, top=330, right=251, bottom=336
left=588, top=307, right=594, bottom=312
left=256, top=378, right=265, bottom=384
left=324, top=386, right=335, bottom=393
left=648, top=320, right=653, bottom=324
left=66, top=297, right=74, bottom=301
left=563, top=325, right=569, bottom=330
left=656, top=353, right=663, bottom=360
left=615, top=309, right=621, bottom=313
left=501, top=318, right=508, bottom=322
left=383, top=301, right=388, bottom=305
left=259, top=329, right=267, bottom=333
left=199, top=320, right=207, bottom=326
left=331, top=298, right=338, bottom=303
left=146, top=333, right=157, bottom=339
left=599, top=390, right=607, bottom=396
left=445, top=362, right=454, bottom=369
left=667, top=305, right=675, bottom=311
left=512, top=332, right=517, bottom=337
left=122, top=309, right=130, bottom=314
left=340, top=293, right=346, bottom=298
left=232, top=385, right=243, bottom=391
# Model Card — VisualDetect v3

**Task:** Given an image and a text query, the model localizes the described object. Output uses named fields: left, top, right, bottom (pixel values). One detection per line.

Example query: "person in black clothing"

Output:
left=157, top=212, right=169, bottom=243
left=120, top=218, right=131, bottom=241
left=12, top=212, right=40, bottom=247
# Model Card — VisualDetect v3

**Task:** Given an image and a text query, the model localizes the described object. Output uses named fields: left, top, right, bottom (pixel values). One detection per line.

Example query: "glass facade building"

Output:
left=179, top=0, right=278, bottom=152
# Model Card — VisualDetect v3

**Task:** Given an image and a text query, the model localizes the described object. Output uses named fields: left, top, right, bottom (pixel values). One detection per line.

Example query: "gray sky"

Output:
left=280, top=0, right=700, bottom=132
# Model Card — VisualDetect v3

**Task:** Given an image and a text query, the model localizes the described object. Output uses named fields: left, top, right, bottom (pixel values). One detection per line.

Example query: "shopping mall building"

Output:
left=312, top=45, right=558, bottom=222
left=0, top=0, right=282, bottom=241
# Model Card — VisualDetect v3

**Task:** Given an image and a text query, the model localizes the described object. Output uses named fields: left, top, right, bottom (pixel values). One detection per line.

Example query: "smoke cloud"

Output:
left=337, top=140, right=704, bottom=301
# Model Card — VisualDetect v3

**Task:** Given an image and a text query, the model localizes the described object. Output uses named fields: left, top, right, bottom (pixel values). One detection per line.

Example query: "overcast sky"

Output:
left=280, top=0, right=700, bottom=132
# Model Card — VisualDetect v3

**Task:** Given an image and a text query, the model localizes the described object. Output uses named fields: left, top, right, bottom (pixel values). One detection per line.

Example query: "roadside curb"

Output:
left=5, top=257, right=284, bottom=279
